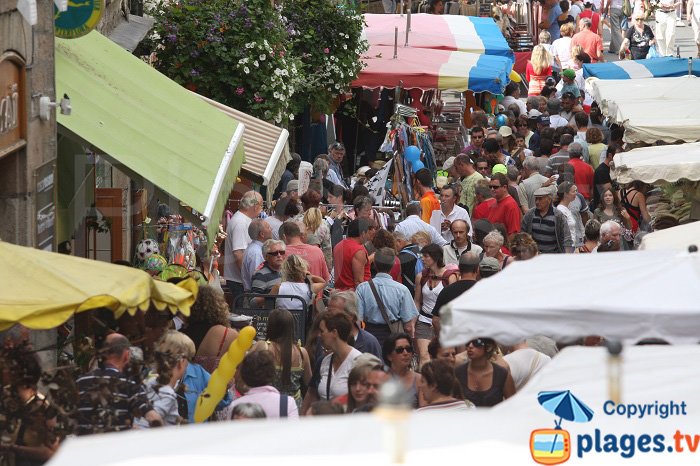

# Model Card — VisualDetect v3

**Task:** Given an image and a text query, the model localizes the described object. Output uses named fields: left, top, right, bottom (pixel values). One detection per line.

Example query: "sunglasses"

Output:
left=267, top=250, right=286, bottom=256
left=467, top=338, right=487, bottom=348
left=489, top=185, right=502, bottom=190
left=331, top=142, right=345, bottom=150
left=394, top=346, right=414, bottom=354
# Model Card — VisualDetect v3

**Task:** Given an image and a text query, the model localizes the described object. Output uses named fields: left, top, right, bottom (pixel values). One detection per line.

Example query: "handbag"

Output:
left=646, top=44, right=660, bottom=59
left=622, top=0, right=632, bottom=17
left=368, top=279, right=404, bottom=334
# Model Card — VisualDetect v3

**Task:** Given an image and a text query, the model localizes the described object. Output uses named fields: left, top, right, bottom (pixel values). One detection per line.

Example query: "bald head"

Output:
left=101, top=333, right=131, bottom=370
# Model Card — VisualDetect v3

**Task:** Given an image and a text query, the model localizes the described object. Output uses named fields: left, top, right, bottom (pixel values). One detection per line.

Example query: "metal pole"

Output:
left=394, top=27, right=398, bottom=59
left=400, top=0, right=403, bottom=16
left=689, top=57, right=693, bottom=76
left=408, top=0, right=412, bottom=29
left=405, top=11, right=410, bottom=46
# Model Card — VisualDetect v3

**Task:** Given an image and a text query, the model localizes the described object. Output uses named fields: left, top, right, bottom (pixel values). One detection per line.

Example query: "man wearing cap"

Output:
left=572, top=18, right=604, bottom=63
left=442, top=156, right=458, bottom=180
left=454, top=153, right=483, bottom=214
left=285, top=180, right=301, bottom=206
left=479, top=256, right=502, bottom=278
left=431, top=184, right=472, bottom=242
left=327, top=142, right=348, bottom=189
left=431, top=252, right=481, bottom=334
left=486, top=173, right=522, bottom=240
left=521, top=187, right=573, bottom=253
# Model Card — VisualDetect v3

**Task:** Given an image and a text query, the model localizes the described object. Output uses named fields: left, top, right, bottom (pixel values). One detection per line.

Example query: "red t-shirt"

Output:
left=286, top=243, right=330, bottom=281
left=568, top=158, right=595, bottom=200
left=333, top=238, right=370, bottom=290
left=486, top=195, right=522, bottom=236
left=578, top=10, right=600, bottom=34
left=472, top=198, right=497, bottom=221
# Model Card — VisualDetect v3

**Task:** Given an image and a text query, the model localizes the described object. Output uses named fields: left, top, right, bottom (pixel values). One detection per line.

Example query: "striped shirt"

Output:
left=530, top=206, right=559, bottom=253
left=417, top=399, right=475, bottom=412
left=76, top=366, right=151, bottom=435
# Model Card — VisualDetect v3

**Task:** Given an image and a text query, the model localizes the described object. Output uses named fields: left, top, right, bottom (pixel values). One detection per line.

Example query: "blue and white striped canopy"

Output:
left=583, top=57, right=700, bottom=79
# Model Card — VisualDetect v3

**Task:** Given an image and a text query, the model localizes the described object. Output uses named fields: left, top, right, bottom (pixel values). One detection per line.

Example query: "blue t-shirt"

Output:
left=548, top=4, right=563, bottom=41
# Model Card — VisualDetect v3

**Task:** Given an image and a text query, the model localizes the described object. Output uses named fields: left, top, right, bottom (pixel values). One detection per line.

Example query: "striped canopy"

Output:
left=583, top=57, right=700, bottom=79
left=362, top=14, right=514, bottom=60
left=354, top=45, right=512, bottom=93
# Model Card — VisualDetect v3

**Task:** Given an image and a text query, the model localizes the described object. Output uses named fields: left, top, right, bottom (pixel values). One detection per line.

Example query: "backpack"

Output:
left=399, top=246, right=423, bottom=290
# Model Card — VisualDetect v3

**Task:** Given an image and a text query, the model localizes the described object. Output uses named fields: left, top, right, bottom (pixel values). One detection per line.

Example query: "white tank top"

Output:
left=420, top=279, right=444, bottom=324
left=276, top=282, right=312, bottom=310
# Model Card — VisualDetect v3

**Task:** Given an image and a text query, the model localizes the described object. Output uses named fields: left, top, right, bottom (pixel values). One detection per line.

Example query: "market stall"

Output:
left=586, top=76, right=700, bottom=144
left=639, top=221, right=700, bottom=250
left=612, top=142, right=700, bottom=225
left=0, top=240, right=197, bottom=331
left=362, top=13, right=515, bottom=60
left=440, top=249, right=700, bottom=347
left=583, top=57, right=700, bottom=80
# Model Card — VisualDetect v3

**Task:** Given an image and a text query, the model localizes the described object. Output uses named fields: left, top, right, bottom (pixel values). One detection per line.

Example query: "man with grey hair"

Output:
left=395, top=202, right=448, bottom=247
left=241, top=219, right=272, bottom=292
left=356, top=247, right=419, bottom=346
left=327, top=142, right=348, bottom=188
left=327, top=291, right=382, bottom=359
left=250, top=239, right=285, bottom=305
left=225, top=190, right=263, bottom=300
left=518, top=156, right=554, bottom=213
left=572, top=17, right=604, bottom=63
left=594, top=220, right=622, bottom=252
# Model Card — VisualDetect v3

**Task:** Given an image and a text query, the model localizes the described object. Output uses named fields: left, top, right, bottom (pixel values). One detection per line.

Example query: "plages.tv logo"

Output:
left=530, top=390, right=594, bottom=465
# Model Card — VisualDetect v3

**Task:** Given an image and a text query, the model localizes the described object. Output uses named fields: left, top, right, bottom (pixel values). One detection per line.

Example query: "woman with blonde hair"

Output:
left=303, top=207, right=332, bottom=271
left=552, top=22, right=576, bottom=69
left=183, top=285, right=238, bottom=374
left=271, top=254, right=325, bottom=311
left=526, top=45, right=553, bottom=96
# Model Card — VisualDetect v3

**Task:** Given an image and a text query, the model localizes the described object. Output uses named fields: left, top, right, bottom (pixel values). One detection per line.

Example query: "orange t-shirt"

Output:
left=420, top=191, right=440, bottom=223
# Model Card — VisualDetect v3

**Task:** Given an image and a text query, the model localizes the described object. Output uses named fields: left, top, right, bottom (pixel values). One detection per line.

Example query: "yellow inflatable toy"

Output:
left=509, top=70, right=522, bottom=83
left=194, top=325, right=256, bottom=422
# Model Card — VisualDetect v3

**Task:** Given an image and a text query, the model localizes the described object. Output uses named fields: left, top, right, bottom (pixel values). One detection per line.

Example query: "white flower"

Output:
left=259, top=54, right=266, bottom=61
left=289, top=114, right=295, bottom=121
left=273, top=92, right=280, bottom=99
left=253, top=60, right=259, bottom=67
left=343, top=44, right=347, bottom=50
left=243, top=66, right=250, bottom=74
left=245, top=42, right=255, bottom=49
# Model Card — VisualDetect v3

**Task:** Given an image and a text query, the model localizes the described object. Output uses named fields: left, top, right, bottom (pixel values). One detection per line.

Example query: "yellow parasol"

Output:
left=0, top=241, right=198, bottom=331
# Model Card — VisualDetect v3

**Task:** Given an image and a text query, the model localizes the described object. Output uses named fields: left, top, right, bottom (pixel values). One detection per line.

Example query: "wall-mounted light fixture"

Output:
left=39, top=94, right=72, bottom=121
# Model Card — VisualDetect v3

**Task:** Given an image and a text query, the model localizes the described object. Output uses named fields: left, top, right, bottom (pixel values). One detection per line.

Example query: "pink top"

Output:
left=230, top=386, right=299, bottom=419
left=285, top=243, right=331, bottom=281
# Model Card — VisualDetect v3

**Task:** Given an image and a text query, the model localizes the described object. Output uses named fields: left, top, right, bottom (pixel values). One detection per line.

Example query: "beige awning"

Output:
left=196, top=94, right=290, bottom=197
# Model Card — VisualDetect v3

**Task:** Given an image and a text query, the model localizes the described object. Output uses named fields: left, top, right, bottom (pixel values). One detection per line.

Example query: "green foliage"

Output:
left=150, top=0, right=302, bottom=124
left=282, top=0, right=368, bottom=113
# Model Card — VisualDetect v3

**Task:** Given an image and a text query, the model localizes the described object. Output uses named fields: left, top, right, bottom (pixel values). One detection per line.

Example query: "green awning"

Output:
left=55, top=31, right=245, bottom=243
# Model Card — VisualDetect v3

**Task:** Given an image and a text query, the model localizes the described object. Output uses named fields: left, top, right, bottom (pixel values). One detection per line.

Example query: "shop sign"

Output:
left=0, top=54, right=26, bottom=159
left=54, top=0, right=104, bottom=39
left=35, top=161, right=56, bottom=251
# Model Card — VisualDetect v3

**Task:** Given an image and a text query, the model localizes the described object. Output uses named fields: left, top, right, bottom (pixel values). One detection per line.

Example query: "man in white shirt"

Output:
left=655, top=0, right=679, bottom=56
left=395, top=202, right=448, bottom=247
left=224, top=190, right=263, bottom=300
left=430, top=184, right=473, bottom=242
left=241, top=219, right=272, bottom=292
left=547, top=98, right=570, bottom=129
left=442, top=220, right=483, bottom=265
left=501, top=81, right=527, bottom=117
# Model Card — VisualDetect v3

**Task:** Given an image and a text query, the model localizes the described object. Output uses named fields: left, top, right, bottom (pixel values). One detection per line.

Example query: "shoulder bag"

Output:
left=368, top=279, right=404, bottom=334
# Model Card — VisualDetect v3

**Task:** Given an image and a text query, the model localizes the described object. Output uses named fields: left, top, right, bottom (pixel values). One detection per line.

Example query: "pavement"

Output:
left=601, top=16, right=699, bottom=62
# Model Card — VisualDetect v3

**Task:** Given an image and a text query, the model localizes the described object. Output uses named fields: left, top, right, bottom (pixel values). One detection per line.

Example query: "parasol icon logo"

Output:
left=530, top=390, right=594, bottom=465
